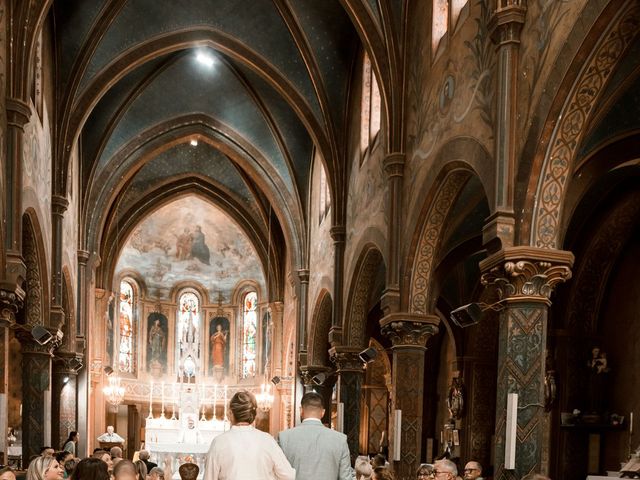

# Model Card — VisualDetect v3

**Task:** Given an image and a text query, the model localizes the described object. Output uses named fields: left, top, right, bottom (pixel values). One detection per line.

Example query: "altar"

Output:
left=144, top=383, right=228, bottom=479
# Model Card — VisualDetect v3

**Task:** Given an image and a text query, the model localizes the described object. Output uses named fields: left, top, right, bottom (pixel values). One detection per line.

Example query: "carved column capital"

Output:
left=480, top=246, right=573, bottom=304
left=53, top=351, right=83, bottom=376
left=0, top=285, right=25, bottom=326
left=380, top=313, right=440, bottom=349
left=330, top=225, right=346, bottom=243
left=51, top=195, right=69, bottom=217
left=299, top=365, right=332, bottom=387
left=489, top=2, right=526, bottom=46
left=329, top=346, right=364, bottom=373
left=77, top=250, right=90, bottom=265
left=297, top=269, right=310, bottom=284
left=6, top=98, right=31, bottom=129
left=16, top=329, right=56, bottom=356
left=383, top=153, right=405, bottom=178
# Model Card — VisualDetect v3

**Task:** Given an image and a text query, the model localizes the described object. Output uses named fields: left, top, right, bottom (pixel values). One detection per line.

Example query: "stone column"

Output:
left=0, top=322, right=10, bottom=461
left=381, top=153, right=405, bottom=314
left=1, top=99, right=29, bottom=325
left=480, top=247, right=573, bottom=479
left=329, top=226, right=346, bottom=346
left=380, top=314, right=439, bottom=480
left=299, top=365, right=333, bottom=424
left=329, top=346, right=364, bottom=460
left=296, top=269, right=310, bottom=358
left=76, top=250, right=90, bottom=456
left=52, top=354, right=79, bottom=449
left=483, top=3, right=526, bottom=250
left=50, top=195, right=69, bottom=331
left=18, top=332, right=53, bottom=461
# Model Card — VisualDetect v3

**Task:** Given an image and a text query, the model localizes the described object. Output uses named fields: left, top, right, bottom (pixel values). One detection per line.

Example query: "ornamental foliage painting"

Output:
left=242, top=291, right=258, bottom=378
left=118, top=281, right=135, bottom=374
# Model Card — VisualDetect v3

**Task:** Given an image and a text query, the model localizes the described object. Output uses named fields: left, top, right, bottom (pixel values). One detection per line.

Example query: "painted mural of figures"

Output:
left=175, top=227, right=192, bottom=260
left=190, top=225, right=210, bottom=265
left=210, top=324, right=227, bottom=367
left=149, top=319, right=166, bottom=362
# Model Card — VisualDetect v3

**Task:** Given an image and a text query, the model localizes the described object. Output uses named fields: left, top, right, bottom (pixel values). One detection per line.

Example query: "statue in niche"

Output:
left=587, top=346, right=610, bottom=415
left=209, top=316, right=230, bottom=380
left=210, top=324, right=227, bottom=367
left=147, top=312, right=168, bottom=374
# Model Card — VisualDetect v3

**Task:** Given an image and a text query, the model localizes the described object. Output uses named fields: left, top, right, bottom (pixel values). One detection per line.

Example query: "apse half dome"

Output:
left=115, top=195, right=265, bottom=300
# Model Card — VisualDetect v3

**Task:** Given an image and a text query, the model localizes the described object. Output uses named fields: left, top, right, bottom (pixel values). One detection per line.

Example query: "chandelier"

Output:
left=103, top=372, right=125, bottom=407
left=256, top=382, right=274, bottom=412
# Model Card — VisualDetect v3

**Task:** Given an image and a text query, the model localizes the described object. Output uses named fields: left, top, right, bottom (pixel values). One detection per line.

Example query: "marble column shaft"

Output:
left=18, top=333, right=53, bottom=461
left=382, top=153, right=405, bottom=314
left=329, top=226, right=346, bottom=345
left=381, top=314, right=439, bottom=480
left=480, top=247, right=573, bottom=479
left=50, top=195, right=69, bottom=331
left=330, top=347, right=364, bottom=460
left=52, top=356, right=79, bottom=449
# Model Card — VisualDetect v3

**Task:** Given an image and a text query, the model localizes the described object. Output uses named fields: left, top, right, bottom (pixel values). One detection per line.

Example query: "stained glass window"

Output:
left=360, top=53, right=381, bottom=156
left=118, top=280, right=135, bottom=373
left=432, top=0, right=449, bottom=52
left=178, top=291, right=200, bottom=378
left=242, top=291, right=258, bottom=378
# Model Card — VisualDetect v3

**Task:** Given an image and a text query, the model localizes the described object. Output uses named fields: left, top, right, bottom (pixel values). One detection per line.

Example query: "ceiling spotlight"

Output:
left=190, top=138, right=198, bottom=147
left=195, top=51, right=215, bottom=68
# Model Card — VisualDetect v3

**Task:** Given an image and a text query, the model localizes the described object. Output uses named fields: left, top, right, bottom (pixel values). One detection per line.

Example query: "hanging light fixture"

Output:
left=256, top=382, right=274, bottom=412
left=103, top=371, right=126, bottom=407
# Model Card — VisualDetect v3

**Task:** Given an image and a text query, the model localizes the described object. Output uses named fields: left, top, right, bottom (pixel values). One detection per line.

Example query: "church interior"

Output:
left=0, top=0, right=639, bottom=479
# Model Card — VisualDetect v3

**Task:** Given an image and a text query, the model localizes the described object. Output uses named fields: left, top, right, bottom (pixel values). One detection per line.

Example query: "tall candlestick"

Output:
left=224, top=385, right=228, bottom=421
left=161, top=382, right=165, bottom=418
left=213, top=384, right=218, bottom=420
left=630, top=411, right=634, bottom=436
left=170, top=383, right=177, bottom=420
left=147, top=381, right=153, bottom=419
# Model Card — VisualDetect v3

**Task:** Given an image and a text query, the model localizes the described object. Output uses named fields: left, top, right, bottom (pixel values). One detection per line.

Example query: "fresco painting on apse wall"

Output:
left=115, top=195, right=265, bottom=300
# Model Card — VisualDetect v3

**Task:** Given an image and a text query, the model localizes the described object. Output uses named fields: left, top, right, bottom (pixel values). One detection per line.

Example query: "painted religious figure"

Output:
left=190, top=225, right=210, bottom=265
left=175, top=228, right=193, bottom=260
left=147, top=312, right=168, bottom=373
left=105, top=293, right=115, bottom=366
left=261, top=310, right=272, bottom=375
left=587, top=346, right=610, bottom=414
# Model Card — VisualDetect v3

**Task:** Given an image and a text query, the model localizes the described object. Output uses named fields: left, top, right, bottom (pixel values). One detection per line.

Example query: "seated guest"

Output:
left=372, top=467, right=395, bottom=480
left=26, top=455, right=64, bottom=480
left=113, top=460, right=138, bottom=480
left=39, top=448, right=55, bottom=458
left=417, top=464, right=434, bottom=479
left=133, top=460, right=147, bottom=480
left=463, top=461, right=483, bottom=480
left=178, top=464, right=199, bottom=480
left=432, top=459, right=458, bottom=480
left=148, top=467, right=165, bottom=480
left=63, top=458, right=77, bottom=479
left=110, top=446, right=124, bottom=467
left=355, top=456, right=373, bottom=480
left=204, top=390, right=295, bottom=480
left=0, top=467, right=16, bottom=480
left=138, top=451, right=157, bottom=473
left=69, top=458, right=110, bottom=480
left=54, top=453, right=72, bottom=468
left=371, top=455, right=388, bottom=469
left=92, top=451, right=113, bottom=474
left=520, top=475, right=550, bottom=480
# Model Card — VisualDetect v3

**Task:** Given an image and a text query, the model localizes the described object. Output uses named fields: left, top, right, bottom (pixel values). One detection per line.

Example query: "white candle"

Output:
left=224, top=385, right=228, bottom=420
left=161, top=382, right=165, bottom=411
left=213, top=384, right=218, bottom=420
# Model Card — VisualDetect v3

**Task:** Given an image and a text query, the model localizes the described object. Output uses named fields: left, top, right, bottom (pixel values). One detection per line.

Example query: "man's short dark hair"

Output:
left=39, top=446, right=52, bottom=454
left=301, top=392, right=324, bottom=410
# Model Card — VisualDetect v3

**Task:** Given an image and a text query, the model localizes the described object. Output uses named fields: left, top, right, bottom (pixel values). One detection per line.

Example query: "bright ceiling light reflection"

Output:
left=190, top=139, right=198, bottom=147
left=195, top=51, right=215, bottom=68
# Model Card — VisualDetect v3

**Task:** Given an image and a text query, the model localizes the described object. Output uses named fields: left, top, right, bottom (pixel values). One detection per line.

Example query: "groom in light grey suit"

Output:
left=278, top=392, right=352, bottom=480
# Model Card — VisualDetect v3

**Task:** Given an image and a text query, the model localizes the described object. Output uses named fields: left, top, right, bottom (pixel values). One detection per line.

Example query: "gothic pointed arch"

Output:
left=20, top=210, right=49, bottom=327
left=525, top=1, right=640, bottom=248
left=343, top=244, right=385, bottom=348
left=308, top=290, right=333, bottom=367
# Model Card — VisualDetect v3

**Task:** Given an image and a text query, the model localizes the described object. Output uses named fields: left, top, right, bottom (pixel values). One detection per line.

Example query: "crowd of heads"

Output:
left=0, top=444, right=165, bottom=480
